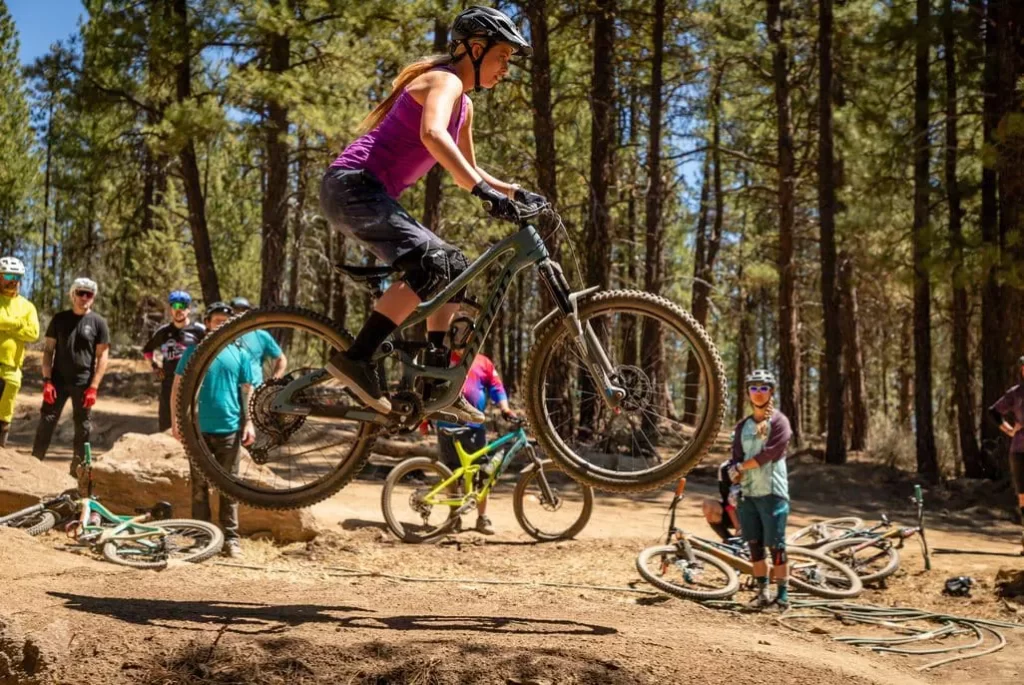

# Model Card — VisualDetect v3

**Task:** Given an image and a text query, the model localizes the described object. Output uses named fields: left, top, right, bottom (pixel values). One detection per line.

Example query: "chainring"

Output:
left=389, top=391, right=424, bottom=434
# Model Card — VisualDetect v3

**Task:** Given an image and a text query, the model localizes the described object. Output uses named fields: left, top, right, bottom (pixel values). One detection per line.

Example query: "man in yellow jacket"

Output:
left=0, top=256, right=40, bottom=447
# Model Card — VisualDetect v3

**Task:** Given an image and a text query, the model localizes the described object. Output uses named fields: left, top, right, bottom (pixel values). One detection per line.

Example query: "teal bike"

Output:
left=381, top=418, right=594, bottom=543
left=63, top=444, right=224, bottom=569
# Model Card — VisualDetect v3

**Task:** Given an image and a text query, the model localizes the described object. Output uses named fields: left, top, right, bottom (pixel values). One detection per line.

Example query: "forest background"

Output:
left=0, top=0, right=1022, bottom=482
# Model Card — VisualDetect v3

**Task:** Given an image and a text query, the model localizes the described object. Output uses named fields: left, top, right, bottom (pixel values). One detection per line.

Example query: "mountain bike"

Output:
left=0, top=489, right=80, bottom=536
left=62, top=443, right=224, bottom=569
left=816, top=485, right=932, bottom=582
left=176, top=203, right=726, bottom=509
left=381, top=417, right=594, bottom=543
left=635, top=479, right=862, bottom=601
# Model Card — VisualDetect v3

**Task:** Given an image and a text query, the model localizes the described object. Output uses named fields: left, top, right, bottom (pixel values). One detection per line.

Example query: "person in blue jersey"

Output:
left=170, top=302, right=255, bottom=558
left=229, top=297, right=287, bottom=385
left=728, top=369, right=793, bottom=611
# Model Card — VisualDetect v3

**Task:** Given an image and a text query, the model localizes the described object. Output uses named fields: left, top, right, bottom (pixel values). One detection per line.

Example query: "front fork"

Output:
left=537, top=260, right=625, bottom=410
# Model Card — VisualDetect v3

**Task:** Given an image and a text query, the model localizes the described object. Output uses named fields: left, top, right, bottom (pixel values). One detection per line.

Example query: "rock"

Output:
left=90, top=433, right=321, bottom=543
left=996, top=567, right=1024, bottom=598
left=0, top=612, right=71, bottom=684
left=0, top=448, right=77, bottom=514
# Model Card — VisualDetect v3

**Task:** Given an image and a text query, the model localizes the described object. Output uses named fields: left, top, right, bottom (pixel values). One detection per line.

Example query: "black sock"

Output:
left=428, top=331, right=446, bottom=349
left=345, top=311, right=398, bottom=361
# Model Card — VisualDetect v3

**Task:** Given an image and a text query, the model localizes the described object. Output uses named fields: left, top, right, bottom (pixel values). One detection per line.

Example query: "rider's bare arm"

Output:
left=41, top=337, right=56, bottom=379
left=455, top=98, right=518, bottom=198
left=418, top=72, right=482, bottom=191
left=91, top=344, right=110, bottom=390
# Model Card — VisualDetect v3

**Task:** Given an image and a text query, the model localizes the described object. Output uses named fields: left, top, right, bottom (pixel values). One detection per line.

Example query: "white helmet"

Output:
left=70, top=277, right=98, bottom=297
left=0, top=256, right=25, bottom=276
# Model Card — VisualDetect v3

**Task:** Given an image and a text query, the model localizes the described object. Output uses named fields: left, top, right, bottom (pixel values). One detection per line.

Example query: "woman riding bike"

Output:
left=322, top=6, right=544, bottom=420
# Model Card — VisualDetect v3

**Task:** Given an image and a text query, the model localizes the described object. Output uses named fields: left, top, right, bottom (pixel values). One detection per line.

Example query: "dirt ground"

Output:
left=2, top=378, right=1024, bottom=684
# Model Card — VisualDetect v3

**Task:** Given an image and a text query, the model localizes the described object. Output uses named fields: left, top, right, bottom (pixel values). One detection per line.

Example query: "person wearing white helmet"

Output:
left=32, top=277, right=110, bottom=476
left=0, top=256, right=39, bottom=447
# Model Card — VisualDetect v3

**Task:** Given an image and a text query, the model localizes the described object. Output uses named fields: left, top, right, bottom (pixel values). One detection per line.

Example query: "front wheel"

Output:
left=526, top=290, right=726, bottom=492
left=636, top=544, right=739, bottom=601
left=819, top=537, right=901, bottom=584
left=786, top=546, right=863, bottom=598
left=512, top=458, right=594, bottom=542
left=381, top=458, right=461, bottom=543
left=101, top=519, right=224, bottom=568
left=1, top=509, right=58, bottom=536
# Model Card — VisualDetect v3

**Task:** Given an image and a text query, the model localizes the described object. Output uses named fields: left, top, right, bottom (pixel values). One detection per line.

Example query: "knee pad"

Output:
left=395, top=243, right=469, bottom=300
left=748, top=540, right=766, bottom=562
left=771, top=547, right=787, bottom=566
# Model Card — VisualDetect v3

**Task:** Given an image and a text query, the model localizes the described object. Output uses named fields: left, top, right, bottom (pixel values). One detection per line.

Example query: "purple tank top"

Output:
left=331, top=68, right=468, bottom=199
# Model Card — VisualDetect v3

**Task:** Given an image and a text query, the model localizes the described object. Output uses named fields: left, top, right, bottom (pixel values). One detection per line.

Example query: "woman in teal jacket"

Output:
left=728, top=369, right=793, bottom=610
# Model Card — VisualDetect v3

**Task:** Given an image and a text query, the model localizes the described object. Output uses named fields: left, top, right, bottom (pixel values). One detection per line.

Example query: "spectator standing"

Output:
left=143, top=291, right=205, bottom=431
left=230, top=297, right=287, bottom=384
left=32, top=278, right=109, bottom=476
left=0, top=256, right=40, bottom=447
left=171, top=301, right=255, bottom=558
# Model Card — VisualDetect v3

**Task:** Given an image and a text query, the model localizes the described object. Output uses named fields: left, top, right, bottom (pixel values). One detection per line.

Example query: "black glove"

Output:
left=514, top=187, right=547, bottom=207
left=472, top=181, right=520, bottom=222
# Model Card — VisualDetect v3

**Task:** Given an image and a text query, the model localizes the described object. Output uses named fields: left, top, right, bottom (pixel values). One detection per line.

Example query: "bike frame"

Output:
left=421, top=427, right=536, bottom=512
left=271, top=219, right=624, bottom=422
left=835, top=485, right=931, bottom=571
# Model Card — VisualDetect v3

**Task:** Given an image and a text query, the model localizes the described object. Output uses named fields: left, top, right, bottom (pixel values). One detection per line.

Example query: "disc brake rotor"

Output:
left=613, top=365, right=654, bottom=413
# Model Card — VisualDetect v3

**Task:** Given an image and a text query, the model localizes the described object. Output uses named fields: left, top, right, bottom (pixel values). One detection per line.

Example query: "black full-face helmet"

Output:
left=450, top=6, right=531, bottom=91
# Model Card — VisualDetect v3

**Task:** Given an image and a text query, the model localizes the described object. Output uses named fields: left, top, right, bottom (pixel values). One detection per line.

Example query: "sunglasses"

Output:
left=747, top=385, right=772, bottom=393
left=74, top=290, right=95, bottom=299
left=2, top=274, right=21, bottom=282
left=170, top=302, right=189, bottom=311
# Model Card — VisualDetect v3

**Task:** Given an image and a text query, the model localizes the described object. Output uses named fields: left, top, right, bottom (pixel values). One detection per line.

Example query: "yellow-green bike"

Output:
left=381, top=418, right=594, bottom=543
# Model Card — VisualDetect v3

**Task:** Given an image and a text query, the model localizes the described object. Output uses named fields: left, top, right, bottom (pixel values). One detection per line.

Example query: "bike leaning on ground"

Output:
left=635, top=478, right=863, bottom=601
left=176, top=203, right=727, bottom=509
left=381, top=416, right=594, bottom=543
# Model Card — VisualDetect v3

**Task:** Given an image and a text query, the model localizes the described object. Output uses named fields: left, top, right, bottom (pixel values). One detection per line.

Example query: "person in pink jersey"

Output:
left=321, top=7, right=545, bottom=421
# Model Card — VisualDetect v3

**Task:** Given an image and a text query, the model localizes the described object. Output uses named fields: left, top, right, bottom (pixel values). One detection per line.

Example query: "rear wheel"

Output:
left=636, top=544, right=739, bottom=601
left=2, top=509, right=59, bottom=536
left=512, top=458, right=594, bottom=541
left=819, top=537, right=901, bottom=583
left=176, top=306, right=378, bottom=510
left=102, top=519, right=224, bottom=568
left=381, top=458, right=461, bottom=543
left=786, top=546, right=863, bottom=598
left=525, top=291, right=726, bottom=493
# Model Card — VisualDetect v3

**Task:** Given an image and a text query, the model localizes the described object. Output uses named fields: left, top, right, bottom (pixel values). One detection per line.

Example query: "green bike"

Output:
left=177, top=203, right=726, bottom=509
left=382, top=418, right=594, bottom=543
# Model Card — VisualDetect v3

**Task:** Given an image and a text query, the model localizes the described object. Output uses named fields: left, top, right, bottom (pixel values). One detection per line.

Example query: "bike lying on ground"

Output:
left=382, top=417, right=594, bottom=543
left=177, top=203, right=727, bottom=509
left=814, top=485, right=932, bottom=583
left=0, top=489, right=79, bottom=536
left=52, top=444, right=224, bottom=568
left=635, top=479, right=863, bottom=601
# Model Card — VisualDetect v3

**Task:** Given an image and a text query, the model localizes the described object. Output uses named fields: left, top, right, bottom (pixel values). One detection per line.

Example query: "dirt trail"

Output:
left=2, top=380, right=1023, bottom=683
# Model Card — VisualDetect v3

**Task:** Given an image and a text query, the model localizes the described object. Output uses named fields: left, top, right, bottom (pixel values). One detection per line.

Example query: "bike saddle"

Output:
left=333, top=263, right=396, bottom=281
left=438, top=425, right=471, bottom=437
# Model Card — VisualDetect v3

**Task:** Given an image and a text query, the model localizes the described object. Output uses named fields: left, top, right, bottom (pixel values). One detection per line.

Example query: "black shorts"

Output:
left=320, top=167, right=450, bottom=265
left=438, top=426, right=488, bottom=471
left=1011, top=452, right=1024, bottom=495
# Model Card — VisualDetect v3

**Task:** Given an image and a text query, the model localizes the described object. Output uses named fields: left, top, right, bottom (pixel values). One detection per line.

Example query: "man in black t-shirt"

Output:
left=32, top=278, right=110, bottom=476
left=142, top=290, right=205, bottom=431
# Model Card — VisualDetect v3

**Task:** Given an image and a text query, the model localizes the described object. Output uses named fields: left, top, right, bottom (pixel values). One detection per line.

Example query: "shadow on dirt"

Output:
left=47, top=592, right=617, bottom=637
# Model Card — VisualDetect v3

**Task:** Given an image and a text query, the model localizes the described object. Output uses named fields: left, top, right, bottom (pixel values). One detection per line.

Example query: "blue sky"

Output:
left=8, top=0, right=87, bottom=65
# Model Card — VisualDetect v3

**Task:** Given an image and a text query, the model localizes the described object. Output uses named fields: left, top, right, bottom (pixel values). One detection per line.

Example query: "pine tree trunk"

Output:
left=768, top=0, right=801, bottom=445
left=422, top=9, right=449, bottom=232
left=580, top=0, right=616, bottom=429
left=913, top=0, right=938, bottom=481
left=819, top=0, right=845, bottom=463
left=945, top=0, right=982, bottom=476
left=260, top=23, right=290, bottom=307
left=173, top=0, right=220, bottom=304
left=898, top=315, right=913, bottom=429
left=839, top=254, right=869, bottom=450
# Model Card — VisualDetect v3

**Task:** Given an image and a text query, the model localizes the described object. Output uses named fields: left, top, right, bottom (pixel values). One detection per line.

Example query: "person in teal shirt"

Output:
left=230, top=297, right=287, bottom=385
left=171, top=302, right=255, bottom=558
left=728, top=369, right=793, bottom=611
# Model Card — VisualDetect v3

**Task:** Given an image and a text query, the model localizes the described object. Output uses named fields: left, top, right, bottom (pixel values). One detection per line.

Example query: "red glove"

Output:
left=43, top=382, right=57, bottom=405
left=83, top=387, right=97, bottom=409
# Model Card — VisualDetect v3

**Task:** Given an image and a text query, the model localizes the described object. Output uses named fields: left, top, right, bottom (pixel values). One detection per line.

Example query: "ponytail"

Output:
left=357, top=54, right=455, bottom=134
left=755, top=397, right=775, bottom=440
